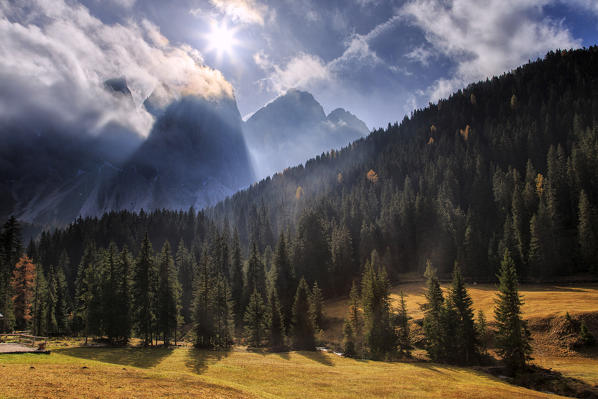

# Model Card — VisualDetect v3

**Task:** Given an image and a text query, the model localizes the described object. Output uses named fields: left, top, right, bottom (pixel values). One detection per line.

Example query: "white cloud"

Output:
left=401, top=0, right=582, bottom=102
left=256, top=52, right=331, bottom=93
left=0, top=0, right=233, bottom=138
left=405, top=45, right=434, bottom=66
left=197, top=0, right=269, bottom=26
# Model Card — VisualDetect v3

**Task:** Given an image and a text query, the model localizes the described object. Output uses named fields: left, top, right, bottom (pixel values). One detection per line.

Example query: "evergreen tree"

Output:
left=342, top=318, right=356, bottom=358
left=157, top=242, right=180, bottom=345
left=103, top=244, right=121, bottom=343
left=476, top=310, right=488, bottom=355
left=494, top=249, right=533, bottom=373
left=133, top=234, right=156, bottom=346
left=396, top=291, right=411, bottom=357
left=269, top=233, right=294, bottom=331
left=113, top=247, right=133, bottom=343
left=175, top=240, right=195, bottom=324
left=55, top=266, right=69, bottom=335
left=291, top=277, right=315, bottom=350
left=361, top=257, right=396, bottom=360
left=32, top=265, right=47, bottom=336
left=74, top=243, right=96, bottom=343
left=244, top=288, right=267, bottom=347
left=447, top=264, right=478, bottom=364
left=347, top=280, right=362, bottom=352
left=230, top=231, right=244, bottom=327
left=267, top=289, right=285, bottom=350
left=45, top=265, right=58, bottom=335
left=578, top=190, right=597, bottom=272
left=245, top=242, right=266, bottom=306
left=193, top=246, right=215, bottom=348
left=422, top=260, right=445, bottom=362
left=0, top=216, right=22, bottom=332
left=212, top=274, right=234, bottom=348
left=309, top=281, right=324, bottom=331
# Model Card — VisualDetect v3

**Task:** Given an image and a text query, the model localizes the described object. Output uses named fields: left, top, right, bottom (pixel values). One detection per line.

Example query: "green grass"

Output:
left=0, top=347, right=563, bottom=399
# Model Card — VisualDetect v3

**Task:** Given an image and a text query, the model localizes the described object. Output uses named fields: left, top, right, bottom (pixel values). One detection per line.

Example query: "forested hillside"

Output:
left=1, top=47, right=598, bottom=341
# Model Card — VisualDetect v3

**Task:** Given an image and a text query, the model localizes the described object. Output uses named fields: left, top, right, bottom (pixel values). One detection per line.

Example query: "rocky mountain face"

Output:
left=0, top=81, right=255, bottom=228
left=244, top=89, right=369, bottom=180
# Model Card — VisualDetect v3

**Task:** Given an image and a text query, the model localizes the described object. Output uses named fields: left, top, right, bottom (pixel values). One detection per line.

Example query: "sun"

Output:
left=206, top=21, right=239, bottom=59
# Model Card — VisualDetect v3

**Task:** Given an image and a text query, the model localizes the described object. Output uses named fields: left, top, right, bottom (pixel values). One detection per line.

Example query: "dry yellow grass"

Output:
left=0, top=347, right=562, bottom=399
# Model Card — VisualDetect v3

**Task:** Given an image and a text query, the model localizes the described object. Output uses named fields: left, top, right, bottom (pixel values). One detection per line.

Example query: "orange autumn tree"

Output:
left=11, top=255, right=36, bottom=330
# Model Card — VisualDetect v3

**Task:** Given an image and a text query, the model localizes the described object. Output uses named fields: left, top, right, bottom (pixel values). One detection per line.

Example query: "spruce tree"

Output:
left=45, top=265, right=58, bottom=335
left=361, top=258, right=395, bottom=360
left=157, top=242, right=180, bottom=345
left=114, top=247, right=133, bottom=343
left=291, top=277, right=315, bottom=350
left=447, top=264, right=478, bottom=364
left=494, top=249, right=532, bottom=373
left=230, top=231, right=244, bottom=327
left=175, top=240, right=194, bottom=324
left=32, top=265, right=47, bottom=336
left=103, top=244, right=120, bottom=343
left=396, top=291, right=411, bottom=357
left=309, top=281, right=324, bottom=331
left=578, top=190, right=597, bottom=272
left=74, top=243, right=96, bottom=343
left=55, top=267, right=68, bottom=335
left=244, top=288, right=267, bottom=347
left=348, top=280, right=362, bottom=352
left=342, top=318, right=356, bottom=358
left=422, top=260, right=445, bottom=362
left=269, top=233, right=294, bottom=331
left=267, top=289, right=285, bottom=350
left=476, top=310, right=488, bottom=355
left=212, top=274, right=234, bottom=348
left=193, top=246, right=215, bottom=348
left=133, top=234, right=156, bottom=346
left=245, top=242, right=266, bottom=305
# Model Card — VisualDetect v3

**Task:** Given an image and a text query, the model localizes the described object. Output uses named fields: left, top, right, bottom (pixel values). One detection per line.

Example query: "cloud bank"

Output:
left=0, top=0, right=233, bottom=139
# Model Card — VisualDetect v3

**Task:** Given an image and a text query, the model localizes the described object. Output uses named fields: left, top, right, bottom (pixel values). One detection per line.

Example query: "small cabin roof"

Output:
left=0, top=312, right=3, bottom=318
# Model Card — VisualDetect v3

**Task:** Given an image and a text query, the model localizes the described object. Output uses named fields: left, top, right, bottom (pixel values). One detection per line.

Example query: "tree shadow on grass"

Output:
left=297, top=350, right=334, bottom=366
left=185, top=347, right=231, bottom=375
left=56, top=346, right=174, bottom=368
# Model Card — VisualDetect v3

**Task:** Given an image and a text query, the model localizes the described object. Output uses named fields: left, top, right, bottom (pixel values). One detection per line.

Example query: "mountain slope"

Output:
left=244, top=89, right=369, bottom=179
left=0, top=82, right=255, bottom=226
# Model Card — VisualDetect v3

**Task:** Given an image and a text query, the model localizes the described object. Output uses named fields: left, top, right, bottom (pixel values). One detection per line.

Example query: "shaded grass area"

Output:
left=0, top=347, right=564, bottom=399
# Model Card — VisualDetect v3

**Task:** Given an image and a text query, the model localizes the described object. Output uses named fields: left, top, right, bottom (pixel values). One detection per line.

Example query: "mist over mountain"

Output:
left=0, top=79, right=255, bottom=227
left=244, top=89, right=369, bottom=179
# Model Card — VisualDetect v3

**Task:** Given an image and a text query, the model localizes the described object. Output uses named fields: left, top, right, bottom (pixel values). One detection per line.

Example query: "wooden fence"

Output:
left=0, top=332, right=48, bottom=350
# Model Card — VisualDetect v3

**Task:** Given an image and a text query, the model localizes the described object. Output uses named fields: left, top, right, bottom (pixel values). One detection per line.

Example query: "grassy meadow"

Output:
left=0, top=347, right=562, bottom=399
left=2, top=283, right=598, bottom=399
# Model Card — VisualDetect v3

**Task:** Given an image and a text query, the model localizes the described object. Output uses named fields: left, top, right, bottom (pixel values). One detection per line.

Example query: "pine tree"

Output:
left=175, top=240, right=194, bottom=324
left=133, top=234, right=156, bottom=346
left=0, top=216, right=22, bottom=333
left=55, top=266, right=68, bottom=335
left=103, top=244, right=120, bottom=343
left=291, top=277, right=315, bottom=350
left=422, top=260, right=445, bottom=362
left=45, top=265, right=58, bottom=335
left=11, top=255, right=36, bottom=330
left=494, top=249, right=533, bottom=373
left=230, top=231, right=244, bottom=327
left=193, top=246, right=215, bottom=348
left=267, top=289, right=285, bottom=350
left=476, top=310, right=488, bottom=355
left=309, top=281, right=324, bottom=331
left=396, top=291, right=411, bottom=357
left=74, top=243, right=96, bottom=343
left=269, top=233, right=294, bottom=331
left=212, top=274, right=234, bottom=348
left=156, top=242, right=180, bottom=345
left=244, top=288, right=267, bottom=347
left=447, top=264, right=478, bottom=364
left=347, top=280, right=362, bottom=352
left=245, top=242, right=266, bottom=306
left=32, top=265, right=47, bottom=336
left=113, top=247, right=133, bottom=343
left=361, top=257, right=396, bottom=359
left=578, top=190, right=597, bottom=272
left=342, top=318, right=356, bottom=358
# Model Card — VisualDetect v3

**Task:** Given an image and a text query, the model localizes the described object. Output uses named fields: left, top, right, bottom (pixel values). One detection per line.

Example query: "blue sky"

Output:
left=2, top=0, right=598, bottom=132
